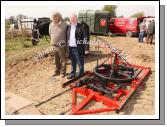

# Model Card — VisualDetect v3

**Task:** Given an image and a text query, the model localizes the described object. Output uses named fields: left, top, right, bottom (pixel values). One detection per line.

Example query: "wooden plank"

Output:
left=6, top=92, right=42, bottom=115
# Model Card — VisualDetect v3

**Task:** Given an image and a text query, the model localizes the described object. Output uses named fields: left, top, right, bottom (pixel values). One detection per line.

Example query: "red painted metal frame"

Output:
left=70, top=64, right=151, bottom=115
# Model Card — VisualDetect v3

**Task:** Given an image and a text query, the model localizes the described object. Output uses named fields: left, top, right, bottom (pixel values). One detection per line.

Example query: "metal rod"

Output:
left=36, top=87, right=73, bottom=107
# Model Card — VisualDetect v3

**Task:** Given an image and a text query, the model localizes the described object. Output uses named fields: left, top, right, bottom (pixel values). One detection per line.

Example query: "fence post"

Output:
left=18, top=19, right=26, bottom=47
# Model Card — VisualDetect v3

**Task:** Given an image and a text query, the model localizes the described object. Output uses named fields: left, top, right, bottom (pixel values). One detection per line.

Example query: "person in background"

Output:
left=138, top=20, right=146, bottom=43
left=146, top=20, right=155, bottom=44
left=66, top=13, right=87, bottom=79
left=49, top=11, right=68, bottom=78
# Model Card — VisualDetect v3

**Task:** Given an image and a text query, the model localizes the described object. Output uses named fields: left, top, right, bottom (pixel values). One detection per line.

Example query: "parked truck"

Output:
left=109, top=16, right=154, bottom=37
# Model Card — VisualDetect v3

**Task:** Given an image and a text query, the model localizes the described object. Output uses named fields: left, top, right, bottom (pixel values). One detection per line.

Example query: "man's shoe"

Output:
left=52, top=73, right=60, bottom=77
left=61, top=74, right=66, bottom=78
left=67, top=75, right=75, bottom=79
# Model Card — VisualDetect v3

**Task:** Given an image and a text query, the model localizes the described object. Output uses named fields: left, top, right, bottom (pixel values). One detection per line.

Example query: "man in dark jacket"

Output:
left=146, top=20, right=155, bottom=44
left=67, top=13, right=87, bottom=79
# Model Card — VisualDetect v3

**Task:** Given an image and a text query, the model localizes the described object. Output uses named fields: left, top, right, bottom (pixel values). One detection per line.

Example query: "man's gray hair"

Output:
left=70, top=13, right=77, bottom=18
left=52, top=11, right=62, bottom=19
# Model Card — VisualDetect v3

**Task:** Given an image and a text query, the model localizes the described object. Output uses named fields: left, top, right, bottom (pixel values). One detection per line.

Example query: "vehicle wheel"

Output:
left=126, top=31, right=133, bottom=37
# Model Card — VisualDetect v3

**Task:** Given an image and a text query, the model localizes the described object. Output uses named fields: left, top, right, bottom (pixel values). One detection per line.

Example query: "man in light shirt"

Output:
left=138, top=20, right=146, bottom=43
left=66, top=13, right=87, bottom=79
left=49, top=11, right=67, bottom=78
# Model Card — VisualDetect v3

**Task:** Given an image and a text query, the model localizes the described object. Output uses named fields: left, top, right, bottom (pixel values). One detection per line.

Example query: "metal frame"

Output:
left=65, top=64, right=151, bottom=115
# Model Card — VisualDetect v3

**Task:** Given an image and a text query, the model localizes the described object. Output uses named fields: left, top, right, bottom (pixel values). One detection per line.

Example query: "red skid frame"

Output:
left=68, top=64, right=151, bottom=115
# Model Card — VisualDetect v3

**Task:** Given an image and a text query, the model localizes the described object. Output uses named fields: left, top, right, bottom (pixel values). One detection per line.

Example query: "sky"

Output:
left=5, top=5, right=155, bottom=19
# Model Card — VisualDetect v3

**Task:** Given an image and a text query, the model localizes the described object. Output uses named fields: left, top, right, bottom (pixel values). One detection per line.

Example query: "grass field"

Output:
left=5, top=36, right=50, bottom=65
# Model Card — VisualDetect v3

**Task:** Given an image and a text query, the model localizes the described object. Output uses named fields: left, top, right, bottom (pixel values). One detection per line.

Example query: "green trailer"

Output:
left=78, top=10, right=111, bottom=35
left=94, top=10, right=111, bottom=35
left=78, top=10, right=95, bottom=33
left=78, top=10, right=87, bottom=23
left=86, top=10, right=96, bottom=33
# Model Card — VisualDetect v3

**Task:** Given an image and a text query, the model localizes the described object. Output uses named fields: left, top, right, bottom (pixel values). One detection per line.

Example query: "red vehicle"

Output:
left=108, top=16, right=153, bottom=37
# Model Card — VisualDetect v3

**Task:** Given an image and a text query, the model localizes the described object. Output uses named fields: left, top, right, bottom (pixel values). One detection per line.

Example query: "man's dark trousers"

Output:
left=69, top=47, right=84, bottom=77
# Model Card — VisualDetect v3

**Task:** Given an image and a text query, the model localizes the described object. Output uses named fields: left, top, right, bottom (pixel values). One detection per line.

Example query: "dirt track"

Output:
left=5, top=36, right=155, bottom=115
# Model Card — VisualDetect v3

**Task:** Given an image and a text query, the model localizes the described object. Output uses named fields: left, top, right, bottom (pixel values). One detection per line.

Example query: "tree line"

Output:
left=102, top=5, right=145, bottom=18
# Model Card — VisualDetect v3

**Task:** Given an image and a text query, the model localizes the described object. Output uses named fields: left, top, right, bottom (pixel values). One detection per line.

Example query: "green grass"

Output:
left=5, top=36, right=51, bottom=65
left=6, top=36, right=50, bottom=51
